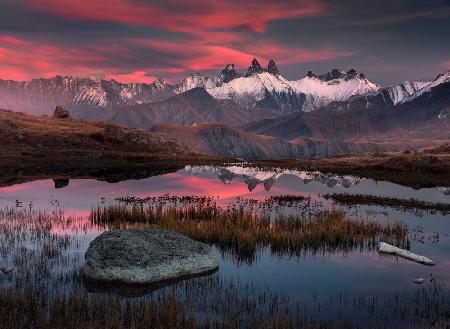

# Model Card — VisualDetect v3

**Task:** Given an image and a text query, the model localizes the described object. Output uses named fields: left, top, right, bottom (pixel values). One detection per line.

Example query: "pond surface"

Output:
left=1, top=165, right=449, bottom=328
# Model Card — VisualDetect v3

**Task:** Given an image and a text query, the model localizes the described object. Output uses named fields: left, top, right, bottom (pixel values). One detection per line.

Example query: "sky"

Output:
left=0, top=0, right=449, bottom=86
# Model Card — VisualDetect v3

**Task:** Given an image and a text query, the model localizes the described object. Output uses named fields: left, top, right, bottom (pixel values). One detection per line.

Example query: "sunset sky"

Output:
left=0, top=0, right=449, bottom=85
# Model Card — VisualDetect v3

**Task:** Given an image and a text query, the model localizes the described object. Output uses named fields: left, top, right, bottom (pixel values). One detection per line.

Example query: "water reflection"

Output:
left=0, top=165, right=449, bottom=328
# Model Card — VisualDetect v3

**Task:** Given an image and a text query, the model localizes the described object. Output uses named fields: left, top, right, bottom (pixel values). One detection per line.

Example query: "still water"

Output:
left=1, top=165, right=449, bottom=328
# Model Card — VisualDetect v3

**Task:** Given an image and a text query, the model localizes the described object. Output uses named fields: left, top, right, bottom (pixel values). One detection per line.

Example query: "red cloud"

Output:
left=0, top=33, right=353, bottom=82
left=130, top=38, right=354, bottom=72
left=2, top=1, right=346, bottom=82
left=0, top=35, right=108, bottom=80
left=104, top=71, right=158, bottom=84
left=441, top=61, right=450, bottom=70
left=20, top=0, right=326, bottom=34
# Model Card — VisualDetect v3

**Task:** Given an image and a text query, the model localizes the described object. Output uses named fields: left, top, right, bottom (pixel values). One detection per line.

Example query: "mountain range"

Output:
left=0, top=59, right=449, bottom=159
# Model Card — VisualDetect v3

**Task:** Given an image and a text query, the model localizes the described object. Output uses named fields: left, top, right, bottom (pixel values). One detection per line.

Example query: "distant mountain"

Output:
left=383, top=81, right=429, bottom=105
left=0, top=76, right=175, bottom=120
left=291, top=69, right=380, bottom=111
left=174, top=73, right=217, bottom=94
left=201, top=62, right=380, bottom=112
left=151, top=122, right=389, bottom=160
left=0, top=61, right=448, bottom=160
left=0, top=59, right=383, bottom=119
left=110, top=87, right=281, bottom=129
left=242, top=76, right=450, bottom=144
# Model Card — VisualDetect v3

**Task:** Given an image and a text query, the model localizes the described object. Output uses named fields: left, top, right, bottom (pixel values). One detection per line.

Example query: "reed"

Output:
left=0, top=206, right=447, bottom=329
left=324, top=193, right=450, bottom=215
left=91, top=195, right=408, bottom=263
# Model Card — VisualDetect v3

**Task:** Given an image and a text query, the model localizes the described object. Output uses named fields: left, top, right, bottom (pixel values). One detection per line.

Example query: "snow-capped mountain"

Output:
left=177, top=62, right=381, bottom=112
left=382, top=81, right=429, bottom=105
left=402, top=71, right=450, bottom=103
left=0, top=76, right=174, bottom=119
left=291, top=69, right=380, bottom=110
left=174, top=73, right=217, bottom=94
left=1, top=59, right=448, bottom=124
left=208, top=71, right=303, bottom=112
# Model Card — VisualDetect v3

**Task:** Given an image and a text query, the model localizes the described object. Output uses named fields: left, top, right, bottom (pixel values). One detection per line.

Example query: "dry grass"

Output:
left=91, top=195, right=408, bottom=263
left=0, top=206, right=448, bottom=329
left=324, top=194, right=450, bottom=215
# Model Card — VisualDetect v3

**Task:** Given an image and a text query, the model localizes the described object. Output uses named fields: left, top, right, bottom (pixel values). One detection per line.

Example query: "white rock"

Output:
left=413, top=278, right=424, bottom=284
left=377, top=242, right=435, bottom=266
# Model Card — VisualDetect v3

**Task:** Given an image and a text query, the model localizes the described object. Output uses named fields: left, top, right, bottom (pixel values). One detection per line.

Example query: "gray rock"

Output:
left=83, top=228, right=219, bottom=284
left=378, top=242, right=435, bottom=266
left=413, top=278, right=424, bottom=284
left=53, top=106, right=69, bottom=119
left=0, top=267, right=14, bottom=275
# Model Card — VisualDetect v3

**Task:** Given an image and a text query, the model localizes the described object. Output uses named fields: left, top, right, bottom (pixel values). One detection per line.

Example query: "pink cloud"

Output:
left=0, top=31, right=353, bottom=82
left=441, top=60, right=450, bottom=70
left=104, top=71, right=158, bottom=84
left=20, top=0, right=327, bottom=34
left=0, top=1, right=356, bottom=82
left=130, top=38, right=353, bottom=73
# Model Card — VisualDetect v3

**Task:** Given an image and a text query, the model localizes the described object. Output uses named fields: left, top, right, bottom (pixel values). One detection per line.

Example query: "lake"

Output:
left=1, top=164, right=449, bottom=328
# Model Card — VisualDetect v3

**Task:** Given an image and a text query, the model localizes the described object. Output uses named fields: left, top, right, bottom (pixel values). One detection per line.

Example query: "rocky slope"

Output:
left=110, top=87, right=281, bottom=129
left=242, top=78, right=450, bottom=144
left=152, top=122, right=388, bottom=160
left=0, top=107, right=199, bottom=171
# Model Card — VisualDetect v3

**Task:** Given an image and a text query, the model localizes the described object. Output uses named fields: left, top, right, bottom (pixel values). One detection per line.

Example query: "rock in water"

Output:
left=413, top=278, right=424, bottom=284
left=377, top=242, right=435, bottom=266
left=83, top=229, right=219, bottom=284
left=53, top=178, right=69, bottom=189
left=53, top=106, right=69, bottom=118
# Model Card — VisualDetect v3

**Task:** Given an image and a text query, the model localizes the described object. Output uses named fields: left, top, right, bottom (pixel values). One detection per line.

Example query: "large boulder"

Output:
left=83, top=229, right=219, bottom=284
left=53, top=106, right=69, bottom=118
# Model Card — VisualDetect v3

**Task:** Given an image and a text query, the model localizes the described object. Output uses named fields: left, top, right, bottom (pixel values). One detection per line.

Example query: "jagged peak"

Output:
left=151, top=77, right=171, bottom=87
left=267, top=59, right=280, bottom=75
left=220, top=63, right=240, bottom=83
left=305, top=69, right=367, bottom=82
left=245, top=58, right=264, bottom=76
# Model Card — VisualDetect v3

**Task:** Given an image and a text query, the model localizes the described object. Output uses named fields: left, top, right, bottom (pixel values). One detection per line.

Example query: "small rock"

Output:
left=53, top=106, right=70, bottom=119
left=0, top=267, right=14, bottom=275
left=413, top=278, right=424, bottom=284
left=87, top=150, right=103, bottom=159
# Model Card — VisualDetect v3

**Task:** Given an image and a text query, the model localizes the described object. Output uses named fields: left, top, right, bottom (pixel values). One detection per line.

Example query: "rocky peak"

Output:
left=245, top=58, right=265, bottom=76
left=220, top=64, right=240, bottom=83
left=267, top=59, right=280, bottom=75
left=152, top=78, right=170, bottom=90
left=306, top=70, right=317, bottom=78
left=346, top=69, right=357, bottom=79
left=312, top=69, right=367, bottom=81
